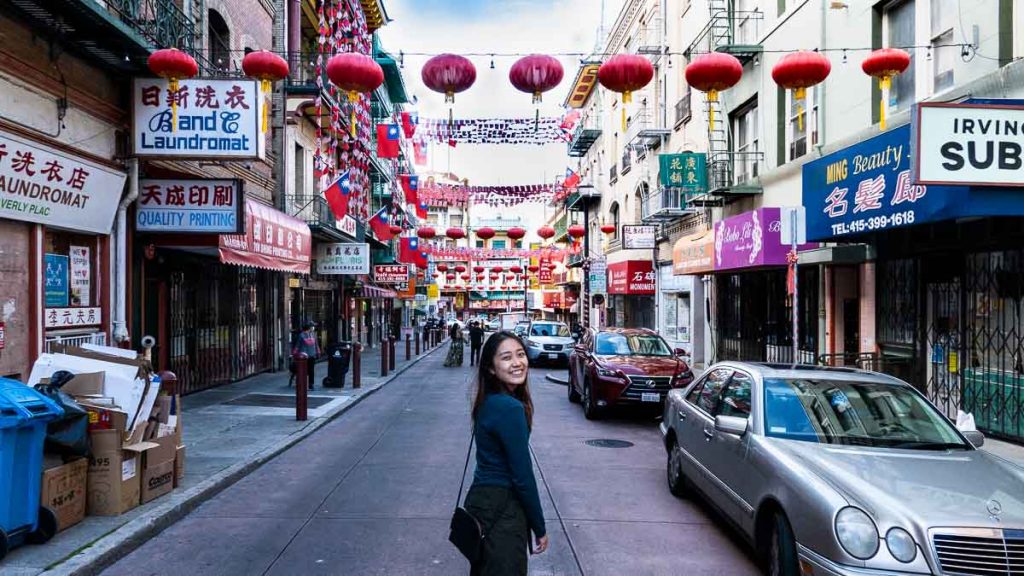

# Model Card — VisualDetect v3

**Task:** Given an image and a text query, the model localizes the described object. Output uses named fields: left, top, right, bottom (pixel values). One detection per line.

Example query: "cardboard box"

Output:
left=61, top=372, right=105, bottom=397
left=140, top=435, right=177, bottom=504
left=174, top=445, right=186, bottom=488
left=87, top=429, right=150, bottom=516
left=41, top=458, right=87, bottom=532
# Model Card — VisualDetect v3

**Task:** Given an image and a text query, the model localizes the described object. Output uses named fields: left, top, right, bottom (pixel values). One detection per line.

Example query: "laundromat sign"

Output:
left=132, top=78, right=264, bottom=159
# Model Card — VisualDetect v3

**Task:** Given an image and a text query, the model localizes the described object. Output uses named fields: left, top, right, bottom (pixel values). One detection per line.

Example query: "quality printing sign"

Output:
left=0, top=128, right=126, bottom=234
left=132, top=78, right=264, bottom=159
left=915, top=102, right=1024, bottom=187
left=137, top=179, right=243, bottom=233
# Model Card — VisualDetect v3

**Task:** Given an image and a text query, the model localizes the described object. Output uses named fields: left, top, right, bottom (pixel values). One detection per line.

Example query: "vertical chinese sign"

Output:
left=659, top=152, right=707, bottom=200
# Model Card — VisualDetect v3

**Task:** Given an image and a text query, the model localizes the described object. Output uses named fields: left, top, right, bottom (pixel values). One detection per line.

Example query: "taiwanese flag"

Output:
left=399, top=237, right=428, bottom=269
left=399, top=174, right=419, bottom=207
left=413, top=140, right=428, bottom=165
left=563, top=167, right=580, bottom=190
left=401, top=111, right=418, bottom=138
left=369, top=205, right=394, bottom=241
left=416, top=200, right=428, bottom=220
left=322, top=170, right=351, bottom=220
left=376, top=124, right=401, bottom=158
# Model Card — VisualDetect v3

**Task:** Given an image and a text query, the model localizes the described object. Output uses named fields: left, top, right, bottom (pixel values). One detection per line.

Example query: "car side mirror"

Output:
left=674, top=348, right=687, bottom=356
left=715, top=415, right=749, bottom=436
left=963, top=430, right=985, bottom=448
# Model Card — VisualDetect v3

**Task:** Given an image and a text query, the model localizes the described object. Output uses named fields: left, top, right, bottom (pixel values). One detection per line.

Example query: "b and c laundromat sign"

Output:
left=0, top=129, right=127, bottom=234
left=915, top=101, right=1024, bottom=187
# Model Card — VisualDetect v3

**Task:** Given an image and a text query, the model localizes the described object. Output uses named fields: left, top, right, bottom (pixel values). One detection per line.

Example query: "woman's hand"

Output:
left=533, top=534, right=549, bottom=554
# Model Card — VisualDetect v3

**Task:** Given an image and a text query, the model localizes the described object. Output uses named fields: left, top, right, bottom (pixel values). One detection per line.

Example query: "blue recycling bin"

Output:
left=0, top=378, right=64, bottom=559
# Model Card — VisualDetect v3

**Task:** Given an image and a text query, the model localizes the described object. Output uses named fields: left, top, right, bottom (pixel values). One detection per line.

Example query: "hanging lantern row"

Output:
left=476, top=227, right=496, bottom=240
left=861, top=48, right=911, bottom=129
left=537, top=225, right=555, bottom=240
left=454, top=265, right=467, bottom=273
left=436, top=263, right=449, bottom=273
left=446, top=227, right=466, bottom=240
left=389, top=224, right=402, bottom=235
left=473, top=265, right=485, bottom=273
left=422, top=53, right=477, bottom=127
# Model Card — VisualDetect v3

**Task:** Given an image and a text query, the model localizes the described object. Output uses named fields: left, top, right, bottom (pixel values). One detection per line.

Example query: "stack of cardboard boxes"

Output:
left=29, top=344, right=185, bottom=529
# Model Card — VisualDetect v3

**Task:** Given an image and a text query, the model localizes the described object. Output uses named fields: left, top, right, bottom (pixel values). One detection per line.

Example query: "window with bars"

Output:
left=879, top=258, right=919, bottom=345
left=733, top=100, right=759, bottom=183
left=787, top=88, right=817, bottom=161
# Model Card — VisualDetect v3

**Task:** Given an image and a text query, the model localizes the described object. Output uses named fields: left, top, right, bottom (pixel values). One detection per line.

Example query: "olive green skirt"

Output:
left=464, top=485, right=529, bottom=576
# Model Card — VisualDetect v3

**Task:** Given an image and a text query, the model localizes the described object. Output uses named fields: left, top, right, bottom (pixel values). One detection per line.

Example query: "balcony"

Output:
left=567, top=122, right=602, bottom=157
left=285, top=195, right=352, bottom=241
left=625, top=105, right=671, bottom=152
left=674, top=93, right=692, bottom=128
left=685, top=1, right=764, bottom=66
left=641, top=187, right=696, bottom=223
left=553, top=214, right=568, bottom=242
left=621, top=148, right=632, bottom=175
left=5, top=0, right=203, bottom=73
left=473, top=216, right=524, bottom=231
left=688, top=151, right=763, bottom=207
left=565, top=185, right=601, bottom=211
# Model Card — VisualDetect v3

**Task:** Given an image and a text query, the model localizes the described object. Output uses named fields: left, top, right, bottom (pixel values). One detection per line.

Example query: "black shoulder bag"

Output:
left=449, top=431, right=508, bottom=565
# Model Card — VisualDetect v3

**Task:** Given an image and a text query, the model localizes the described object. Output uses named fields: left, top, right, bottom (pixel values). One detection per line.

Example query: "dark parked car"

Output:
left=568, top=328, right=694, bottom=419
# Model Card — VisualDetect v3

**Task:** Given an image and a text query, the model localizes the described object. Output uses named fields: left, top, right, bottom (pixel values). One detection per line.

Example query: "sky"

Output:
left=377, top=0, right=625, bottom=224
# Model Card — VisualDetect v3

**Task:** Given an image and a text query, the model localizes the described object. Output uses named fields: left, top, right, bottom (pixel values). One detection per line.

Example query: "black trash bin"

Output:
left=322, top=342, right=353, bottom=388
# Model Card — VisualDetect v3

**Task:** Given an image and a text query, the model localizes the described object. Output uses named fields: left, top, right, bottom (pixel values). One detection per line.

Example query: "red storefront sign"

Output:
left=607, top=260, right=656, bottom=295
left=219, top=199, right=311, bottom=274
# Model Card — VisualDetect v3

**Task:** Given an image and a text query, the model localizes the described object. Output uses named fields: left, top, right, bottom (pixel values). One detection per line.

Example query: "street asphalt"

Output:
left=98, top=345, right=760, bottom=576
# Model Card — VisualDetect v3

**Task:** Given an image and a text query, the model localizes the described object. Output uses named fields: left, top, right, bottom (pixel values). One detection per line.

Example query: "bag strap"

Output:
left=456, top=428, right=474, bottom=508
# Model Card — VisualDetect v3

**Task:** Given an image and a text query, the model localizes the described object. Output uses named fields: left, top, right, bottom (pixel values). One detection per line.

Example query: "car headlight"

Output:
left=526, top=339, right=539, bottom=348
left=596, top=366, right=619, bottom=377
left=835, top=507, right=880, bottom=560
left=885, top=528, right=917, bottom=563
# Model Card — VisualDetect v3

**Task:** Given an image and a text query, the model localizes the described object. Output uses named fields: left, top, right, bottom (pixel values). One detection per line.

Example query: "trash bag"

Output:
left=33, top=370, right=91, bottom=458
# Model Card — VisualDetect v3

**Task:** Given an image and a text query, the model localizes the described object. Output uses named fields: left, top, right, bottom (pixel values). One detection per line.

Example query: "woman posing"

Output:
left=445, top=321, right=465, bottom=367
left=464, top=331, right=548, bottom=575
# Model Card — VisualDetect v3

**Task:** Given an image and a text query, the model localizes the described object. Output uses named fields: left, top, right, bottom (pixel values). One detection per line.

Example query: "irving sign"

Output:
left=915, top=101, right=1024, bottom=187
left=132, top=78, right=264, bottom=159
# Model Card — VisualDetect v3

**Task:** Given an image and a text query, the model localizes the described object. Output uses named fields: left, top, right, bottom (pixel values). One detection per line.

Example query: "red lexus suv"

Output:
left=567, top=328, right=694, bottom=419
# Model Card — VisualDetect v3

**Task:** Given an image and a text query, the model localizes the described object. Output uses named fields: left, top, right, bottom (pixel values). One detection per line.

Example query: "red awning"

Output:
left=219, top=199, right=312, bottom=274
left=361, top=285, right=397, bottom=299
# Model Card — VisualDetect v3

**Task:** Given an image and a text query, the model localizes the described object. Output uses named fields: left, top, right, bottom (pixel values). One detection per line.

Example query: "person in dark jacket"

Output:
left=465, top=331, right=548, bottom=575
left=291, top=321, right=320, bottom=390
left=468, top=321, right=485, bottom=366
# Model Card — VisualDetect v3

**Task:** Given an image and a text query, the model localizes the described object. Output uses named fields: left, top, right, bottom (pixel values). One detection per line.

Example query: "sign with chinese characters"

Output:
left=914, top=101, right=1024, bottom=187
left=45, top=307, right=101, bottom=329
left=607, top=260, right=656, bottom=295
left=622, top=225, right=658, bottom=249
left=714, top=207, right=816, bottom=271
left=427, top=284, right=439, bottom=300
left=800, top=124, right=1020, bottom=242
left=659, top=153, right=706, bottom=196
left=316, top=243, right=369, bottom=275
left=44, top=254, right=69, bottom=307
left=0, top=128, right=127, bottom=234
left=132, top=78, right=264, bottom=159
left=219, top=199, right=311, bottom=274
left=397, top=276, right=417, bottom=299
left=588, top=256, right=607, bottom=295
left=69, top=246, right=90, bottom=306
left=374, top=264, right=409, bottom=284
left=137, top=178, right=243, bottom=233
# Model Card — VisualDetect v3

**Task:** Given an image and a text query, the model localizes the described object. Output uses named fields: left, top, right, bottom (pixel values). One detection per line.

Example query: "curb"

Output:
left=544, top=373, right=569, bottom=385
left=44, top=342, right=448, bottom=576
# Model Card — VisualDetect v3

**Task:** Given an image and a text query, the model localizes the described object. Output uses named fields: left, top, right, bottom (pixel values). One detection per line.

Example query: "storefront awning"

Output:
left=219, top=199, right=312, bottom=274
left=361, top=284, right=397, bottom=299
left=672, top=230, right=715, bottom=275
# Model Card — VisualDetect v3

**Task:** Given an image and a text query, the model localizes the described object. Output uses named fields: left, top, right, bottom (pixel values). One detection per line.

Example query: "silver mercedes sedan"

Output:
left=660, top=362, right=1024, bottom=576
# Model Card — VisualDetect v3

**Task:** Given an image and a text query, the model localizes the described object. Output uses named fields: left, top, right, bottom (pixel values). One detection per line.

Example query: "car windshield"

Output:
left=594, top=333, right=672, bottom=356
left=530, top=323, right=570, bottom=337
left=763, top=378, right=967, bottom=450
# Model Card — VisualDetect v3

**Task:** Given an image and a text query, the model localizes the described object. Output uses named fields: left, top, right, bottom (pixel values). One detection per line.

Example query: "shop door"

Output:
left=925, top=277, right=962, bottom=419
left=842, top=299, right=859, bottom=363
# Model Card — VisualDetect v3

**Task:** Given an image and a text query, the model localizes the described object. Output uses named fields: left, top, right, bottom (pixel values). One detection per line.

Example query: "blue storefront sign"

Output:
left=44, top=254, right=69, bottom=307
left=803, top=124, right=1024, bottom=241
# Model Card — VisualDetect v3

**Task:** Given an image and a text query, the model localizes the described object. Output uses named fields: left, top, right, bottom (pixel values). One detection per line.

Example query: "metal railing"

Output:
left=640, top=187, right=687, bottom=219
left=285, top=194, right=338, bottom=229
left=674, top=92, right=691, bottom=127
left=101, top=0, right=227, bottom=73
left=621, top=148, right=632, bottom=174
left=45, top=332, right=107, bottom=353
left=709, top=150, right=764, bottom=191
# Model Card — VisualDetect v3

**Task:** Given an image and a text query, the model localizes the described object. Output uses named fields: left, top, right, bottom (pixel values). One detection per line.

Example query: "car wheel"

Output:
left=567, top=374, right=581, bottom=404
left=583, top=378, right=602, bottom=420
left=666, top=439, right=688, bottom=498
left=766, top=511, right=799, bottom=576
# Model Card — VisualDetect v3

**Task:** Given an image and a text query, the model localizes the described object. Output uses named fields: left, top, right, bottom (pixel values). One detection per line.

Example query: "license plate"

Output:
left=545, top=353, right=558, bottom=359
left=641, top=393, right=661, bottom=403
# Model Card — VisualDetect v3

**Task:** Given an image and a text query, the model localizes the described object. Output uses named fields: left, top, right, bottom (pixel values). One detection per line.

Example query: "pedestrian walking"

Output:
left=469, top=320, right=485, bottom=367
left=445, top=322, right=465, bottom=367
left=291, top=320, right=320, bottom=390
left=458, top=331, right=547, bottom=574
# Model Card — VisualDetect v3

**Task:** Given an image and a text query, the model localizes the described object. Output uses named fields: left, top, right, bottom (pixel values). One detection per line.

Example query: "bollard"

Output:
left=405, top=334, right=411, bottom=361
left=294, top=353, right=308, bottom=421
left=380, top=338, right=389, bottom=377
left=157, top=370, right=179, bottom=395
left=415, top=331, right=421, bottom=355
left=352, top=343, right=362, bottom=389
left=389, top=337, right=397, bottom=370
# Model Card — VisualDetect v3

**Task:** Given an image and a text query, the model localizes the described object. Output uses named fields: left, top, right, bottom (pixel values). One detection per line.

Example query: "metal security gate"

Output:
left=168, top=262, right=274, bottom=395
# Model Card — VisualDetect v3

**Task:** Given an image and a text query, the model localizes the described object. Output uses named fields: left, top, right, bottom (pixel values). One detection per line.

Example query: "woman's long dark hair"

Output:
left=472, top=331, right=534, bottom=429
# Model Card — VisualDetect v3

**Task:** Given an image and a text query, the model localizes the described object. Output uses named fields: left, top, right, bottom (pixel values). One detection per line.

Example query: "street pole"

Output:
left=791, top=209, right=799, bottom=363
left=582, top=201, right=590, bottom=329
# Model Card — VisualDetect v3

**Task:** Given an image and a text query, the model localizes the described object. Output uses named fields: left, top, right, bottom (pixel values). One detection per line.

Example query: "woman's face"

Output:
left=490, top=338, right=528, bottom=391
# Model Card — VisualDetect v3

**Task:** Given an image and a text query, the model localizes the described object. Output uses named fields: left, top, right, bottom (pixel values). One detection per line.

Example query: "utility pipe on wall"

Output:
left=112, top=158, right=139, bottom=344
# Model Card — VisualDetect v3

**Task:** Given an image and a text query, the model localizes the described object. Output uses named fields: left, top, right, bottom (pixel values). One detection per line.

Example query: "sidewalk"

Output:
left=1, top=337, right=448, bottom=576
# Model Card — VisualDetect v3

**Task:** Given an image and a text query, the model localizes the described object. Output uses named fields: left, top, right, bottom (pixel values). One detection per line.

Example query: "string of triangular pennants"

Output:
left=425, top=245, right=581, bottom=260
left=415, top=112, right=579, bottom=145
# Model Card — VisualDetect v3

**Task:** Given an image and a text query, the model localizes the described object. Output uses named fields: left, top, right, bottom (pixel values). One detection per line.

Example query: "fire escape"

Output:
left=686, top=0, right=764, bottom=208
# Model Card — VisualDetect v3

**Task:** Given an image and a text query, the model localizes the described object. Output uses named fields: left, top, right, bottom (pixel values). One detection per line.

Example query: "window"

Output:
left=931, top=0, right=955, bottom=92
left=208, top=10, right=231, bottom=71
left=492, top=239, right=506, bottom=249
left=450, top=214, right=463, bottom=228
left=718, top=372, right=753, bottom=418
left=687, top=368, right=732, bottom=414
left=293, top=144, right=305, bottom=204
left=594, top=332, right=672, bottom=356
left=733, top=101, right=759, bottom=182
left=44, top=232, right=100, bottom=310
left=609, top=202, right=620, bottom=239
left=675, top=84, right=691, bottom=128
left=475, top=240, right=485, bottom=249
left=787, top=88, right=817, bottom=161
left=885, top=0, right=916, bottom=112
left=736, top=0, right=760, bottom=45
left=530, top=323, right=570, bottom=337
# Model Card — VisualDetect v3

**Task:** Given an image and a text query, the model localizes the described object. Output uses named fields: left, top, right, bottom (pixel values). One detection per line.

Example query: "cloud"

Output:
left=378, top=0, right=623, bottom=224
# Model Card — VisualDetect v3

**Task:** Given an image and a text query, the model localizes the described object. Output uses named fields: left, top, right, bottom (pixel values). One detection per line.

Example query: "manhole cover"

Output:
left=584, top=439, right=634, bottom=448
left=224, top=393, right=335, bottom=409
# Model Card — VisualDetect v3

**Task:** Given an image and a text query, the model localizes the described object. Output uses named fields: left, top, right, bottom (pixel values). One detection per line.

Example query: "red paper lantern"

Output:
left=446, top=227, right=466, bottom=240
left=492, top=266, right=504, bottom=273
left=510, top=266, right=523, bottom=274
left=598, top=54, right=655, bottom=131
left=772, top=51, right=831, bottom=132
left=476, top=227, right=495, bottom=240
left=862, top=48, right=911, bottom=130
left=327, top=53, right=385, bottom=136
left=422, top=53, right=476, bottom=126
left=148, top=48, right=199, bottom=132
left=601, top=223, right=616, bottom=234
left=454, top=265, right=466, bottom=273
left=507, top=227, right=527, bottom=241
left=461, top=274, right=470, bottom=281
left=446, top=273, right=456, bottom=280
left=242, top=50, right=290, bottom=133
left=417, top=226, right=436, bottom=240
left=432, top=272, right=440, bottom=278
left=473, top=265, right=485, bottom=273
left=685, top=53, right=743, bottom=130
left=490, top=274, right=499, bottom=281
left=527, top=265, right=540, bottom=273
left=436, top=263, right=449, bottom=273
left=477, top=274, right=485, bottom=281
left=510, top=54, right=564, bottom=126
left=389, top=224, right=402, bottom=235
left=537, top=225, right=555, bottom=240
left=568, top=224, right=586, bottom=239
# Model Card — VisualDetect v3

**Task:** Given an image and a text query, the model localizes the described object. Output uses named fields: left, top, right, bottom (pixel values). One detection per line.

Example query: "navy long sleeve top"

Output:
left=472, top=392, right=546, bottom=539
